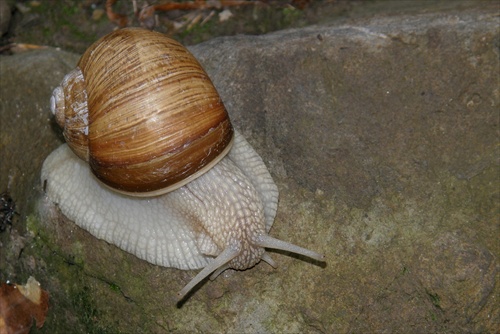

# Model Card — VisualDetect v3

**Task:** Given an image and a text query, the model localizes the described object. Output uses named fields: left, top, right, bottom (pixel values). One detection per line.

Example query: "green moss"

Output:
left=70, top=286, right=113, bottom=334
left=401, top=266, right=409, bottom=275
left=61, top=4, right=81, bottom=16
left=13, top=0, right=97, bottom=52
left=108, top=281, right=121, bottom=292
left=281, top=6, right=304, bottom=26
left=23, top=213, right=122, bottom=333
left=427, top=291, right=441, bottom=309
left=26, top=213, right=86, bottom=267
left=176, top=18, right=217, bottom=45
left=25, top=214, right=40, bottom=235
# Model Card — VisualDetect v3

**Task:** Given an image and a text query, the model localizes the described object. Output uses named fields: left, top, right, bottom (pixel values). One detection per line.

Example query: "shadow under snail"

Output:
left=41, top=27, right=324, bottom=302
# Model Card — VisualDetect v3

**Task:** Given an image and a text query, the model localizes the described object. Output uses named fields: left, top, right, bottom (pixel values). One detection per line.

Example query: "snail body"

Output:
left=41, top=28, right=324, bottom=301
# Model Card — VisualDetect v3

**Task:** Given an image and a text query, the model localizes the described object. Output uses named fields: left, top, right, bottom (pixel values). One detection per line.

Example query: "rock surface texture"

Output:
left=0, top=4, right=498, bottom=333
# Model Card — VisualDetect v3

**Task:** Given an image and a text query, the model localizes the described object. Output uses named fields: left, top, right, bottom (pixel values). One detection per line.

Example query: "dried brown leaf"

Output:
left=106, top=0, right=128, bottom=27
left=0, top=277, right=49, bottom=334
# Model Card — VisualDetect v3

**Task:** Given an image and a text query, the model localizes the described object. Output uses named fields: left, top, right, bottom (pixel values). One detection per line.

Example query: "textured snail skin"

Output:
left=43, top=28, right=324, bottom=301
left=41, top=130, right=324, bottom=300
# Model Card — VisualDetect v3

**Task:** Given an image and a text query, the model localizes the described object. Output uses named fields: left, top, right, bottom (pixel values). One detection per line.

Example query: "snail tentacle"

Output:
left=209, top=263, right=230, bottom=281
left=177, top=244, right=240, bottom=301
left=255, top=234, right=325, bottom=262
left=261, top=252, right=277, bottom=268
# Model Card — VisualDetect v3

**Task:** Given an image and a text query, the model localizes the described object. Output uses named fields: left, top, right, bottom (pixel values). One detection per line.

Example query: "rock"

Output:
left=0, top=4, right=498, bottom=333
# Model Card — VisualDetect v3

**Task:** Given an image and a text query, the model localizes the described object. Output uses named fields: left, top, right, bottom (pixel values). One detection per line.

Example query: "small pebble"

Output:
left=92, top=8, right=105, bottom=21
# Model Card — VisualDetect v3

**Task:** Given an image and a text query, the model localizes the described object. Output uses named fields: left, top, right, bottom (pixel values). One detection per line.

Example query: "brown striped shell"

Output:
left=50, top=28, right=234, bottom=196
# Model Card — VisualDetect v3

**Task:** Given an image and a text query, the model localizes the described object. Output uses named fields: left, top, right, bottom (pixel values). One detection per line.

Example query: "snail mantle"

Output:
left=41, top=27, right=325, bottom=302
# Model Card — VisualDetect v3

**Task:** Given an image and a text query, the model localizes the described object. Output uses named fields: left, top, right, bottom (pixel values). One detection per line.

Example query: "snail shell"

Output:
left=42, top=28, right=324, bottom=301
left=50, top=27, right=233, bottom=196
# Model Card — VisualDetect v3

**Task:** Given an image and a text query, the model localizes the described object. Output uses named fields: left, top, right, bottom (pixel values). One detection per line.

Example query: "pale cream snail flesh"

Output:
left=41, top=28, right=324, bottom=301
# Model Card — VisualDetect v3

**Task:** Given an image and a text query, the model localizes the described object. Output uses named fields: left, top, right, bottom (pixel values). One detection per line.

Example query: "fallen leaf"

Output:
left=218, top=9, right=233, bottom=22
left=0, top=277, right=49, bottom=334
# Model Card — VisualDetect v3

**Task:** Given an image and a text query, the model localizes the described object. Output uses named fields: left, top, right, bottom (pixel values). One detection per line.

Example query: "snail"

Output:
left=41, top=28, right=324, bottom=301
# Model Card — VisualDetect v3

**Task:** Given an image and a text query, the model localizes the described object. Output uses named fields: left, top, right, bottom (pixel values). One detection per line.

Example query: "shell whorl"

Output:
left=50, top=28, right=233, bottom=196
left=50, top=68, right=89, bottom=161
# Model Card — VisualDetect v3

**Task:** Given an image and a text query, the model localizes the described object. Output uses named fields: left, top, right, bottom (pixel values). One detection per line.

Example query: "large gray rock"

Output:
left=1, top=5, right=498, bottom=333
